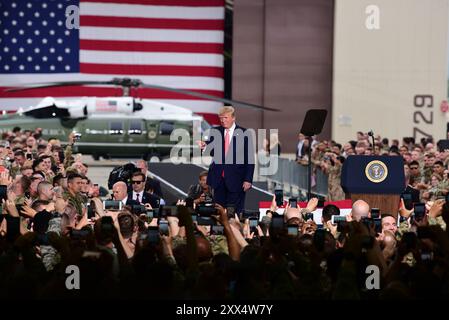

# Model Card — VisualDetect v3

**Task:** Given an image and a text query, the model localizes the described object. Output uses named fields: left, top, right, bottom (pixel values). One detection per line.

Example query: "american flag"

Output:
left=0, top=0, right=224, bottom=124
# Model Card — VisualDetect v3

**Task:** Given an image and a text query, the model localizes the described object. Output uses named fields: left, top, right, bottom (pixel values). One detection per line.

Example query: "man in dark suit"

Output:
left=128, top=172, right=160, bottom=209
left=200, top=106, right=255, bottom=214
left=136, top=159, right=164, bottom=199
left=112, top=181, right=140, bottom=208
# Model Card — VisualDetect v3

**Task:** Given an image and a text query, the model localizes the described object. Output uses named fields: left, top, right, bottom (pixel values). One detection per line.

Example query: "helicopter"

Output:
left=0, top=78, right=279, bottom=160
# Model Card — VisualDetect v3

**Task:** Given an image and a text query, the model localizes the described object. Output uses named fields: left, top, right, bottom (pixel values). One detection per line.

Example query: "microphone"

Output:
left=367, top=130, right=375, bottom=149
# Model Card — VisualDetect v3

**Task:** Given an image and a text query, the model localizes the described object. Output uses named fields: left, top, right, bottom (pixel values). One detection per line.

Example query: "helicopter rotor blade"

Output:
left=5, top=78, right=280, bottom=111
left=5, top=81, right=114, bottom=92
left=138, top=83, right=280, bottom=112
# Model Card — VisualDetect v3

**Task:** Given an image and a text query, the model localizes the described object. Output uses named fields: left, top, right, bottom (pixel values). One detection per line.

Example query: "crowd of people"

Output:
left=1, top=127, right=449, bottom=300
left=296, top=131, right=449, bottom=202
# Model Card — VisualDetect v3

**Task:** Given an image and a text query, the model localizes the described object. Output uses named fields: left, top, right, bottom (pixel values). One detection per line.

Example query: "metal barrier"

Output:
left=257, top=155, right=328, bottom=199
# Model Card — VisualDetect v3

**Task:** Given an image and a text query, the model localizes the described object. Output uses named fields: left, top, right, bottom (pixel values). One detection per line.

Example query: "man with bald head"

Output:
left=112, top=181, right=139, bottom=207
left=350, top=200, right=370, bottom=221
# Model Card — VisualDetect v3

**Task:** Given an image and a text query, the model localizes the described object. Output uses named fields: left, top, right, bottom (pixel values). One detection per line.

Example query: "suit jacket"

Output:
left=205, top=125, right=255, bottom=192
left=128, top=191, right=161, bottom=208
left=145, top=176, right=164, bottom=199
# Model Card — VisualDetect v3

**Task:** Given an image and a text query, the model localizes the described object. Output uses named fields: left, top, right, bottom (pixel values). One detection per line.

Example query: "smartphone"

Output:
left=413, top=203, right=426, bottom=221
left=304, top=212, right=314, bottom=221
left=103, top=200, right=122, bottom=211
left=249, top=217, right=259, bottom=233
left=163, top=206, right=178, bottom=217
left=373, top=218, right=382, bottom=234
left=402, top=232, right=417, bottom=250
left=197, top=216, right=213, bottom=226
left=287, top=224, right=298, bottom=236
left=289, top=198, right=297, bottom=208
left=185, top=197, right=194, bottom=208
left=147, top=226, right=160, bottom=244
left=401, top=193, right=413, bottom=210
left=26, top=153, right=33, bottom=160
left=275, top=188, right=283, bottom=207
left=317, top=199, right=325, bottom=208
left=271, top=215, right=284, bottom=230
left=87, top=203, right=95, bottom=219
left=146, top=209, right=154, bottom=222
left=211, top=224, right=224, bottom=235
left=314, top=229, right=326, bottom=251
left=0, top=185, right=7, bottom=202
left=158, top=220, right=169, bottom=236
left=371, top=208, right=380, bottom=219
left=226, top=205, right=235, bottom=218
left=331, top=215, right=346, bottom=225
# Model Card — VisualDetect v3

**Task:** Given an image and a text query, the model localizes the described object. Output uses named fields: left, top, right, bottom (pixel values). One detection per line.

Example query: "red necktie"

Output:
left=222, top=129, right=230, bottom=177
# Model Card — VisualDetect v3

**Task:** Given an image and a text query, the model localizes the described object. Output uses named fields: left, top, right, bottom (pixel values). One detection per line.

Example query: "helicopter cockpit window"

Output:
left=159, top=121, right=175, bottom=136
left=109, top=122, right=123, bottom=135
left=24, top=105, right=70, bottom=119
left=129, top=120, right=142, bottom=135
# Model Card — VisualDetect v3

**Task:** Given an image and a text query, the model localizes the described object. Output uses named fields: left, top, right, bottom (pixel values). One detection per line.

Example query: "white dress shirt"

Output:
left=133, top=191, right=144, bottom=203
left=225, top=122, right=236, bottom=148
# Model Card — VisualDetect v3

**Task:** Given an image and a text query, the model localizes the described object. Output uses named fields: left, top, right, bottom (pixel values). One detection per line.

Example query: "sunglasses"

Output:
left=132, top=180, right=143, bottom=184
left=410, top=167, right=419, bottom=170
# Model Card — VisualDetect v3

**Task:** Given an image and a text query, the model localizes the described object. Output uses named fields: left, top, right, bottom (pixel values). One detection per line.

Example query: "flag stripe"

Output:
left=80, top=26, right=224, bottom=43
left=80, top=50, right=223, bottom=67
left=81, top=16, right=224, bottom=30
left=80, top=39, right=223, bottom=54
left=81, top=2, right=224, bottom=19
left=80, top=63, right=223, bottom=77
left=0, top=74, right=223, bottom=90
left=81, top=0, right=225, bottom=7
left=0, top=86, right=223, bottom=100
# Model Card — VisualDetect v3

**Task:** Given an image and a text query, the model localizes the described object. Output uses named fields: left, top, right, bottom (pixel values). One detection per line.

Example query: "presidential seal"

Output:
left=365, top=160, right=388, bottom=183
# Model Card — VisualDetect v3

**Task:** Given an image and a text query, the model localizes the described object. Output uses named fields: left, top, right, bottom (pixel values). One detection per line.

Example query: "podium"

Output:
left=341, top=156, right=405, bottom=218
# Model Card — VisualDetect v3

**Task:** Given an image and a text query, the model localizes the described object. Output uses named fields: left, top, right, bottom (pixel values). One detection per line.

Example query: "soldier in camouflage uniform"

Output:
left=64, top=172, right=85, bottom=217
left=420, top=153, right=435, bottom=184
